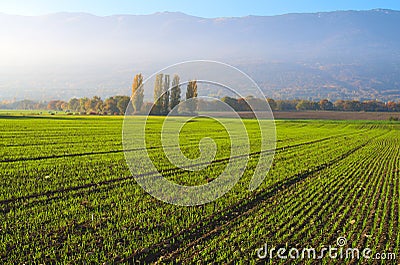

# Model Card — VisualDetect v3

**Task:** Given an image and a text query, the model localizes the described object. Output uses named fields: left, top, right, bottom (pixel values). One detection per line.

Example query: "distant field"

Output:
left=0, top=115, right=399, bottom=263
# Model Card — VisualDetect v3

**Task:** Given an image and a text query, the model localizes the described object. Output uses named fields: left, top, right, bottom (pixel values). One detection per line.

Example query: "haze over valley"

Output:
left=1, top=9, right=400, bottom=101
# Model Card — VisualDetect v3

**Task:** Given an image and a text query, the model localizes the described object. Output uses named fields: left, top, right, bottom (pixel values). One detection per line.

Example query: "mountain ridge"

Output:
left=1, top=9, right=400, bottom=101
left=2, top=8, right=400, bottom=18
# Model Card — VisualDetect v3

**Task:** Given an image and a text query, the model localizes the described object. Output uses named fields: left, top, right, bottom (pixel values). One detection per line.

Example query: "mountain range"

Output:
left=1, top=9, right=400, bottom=101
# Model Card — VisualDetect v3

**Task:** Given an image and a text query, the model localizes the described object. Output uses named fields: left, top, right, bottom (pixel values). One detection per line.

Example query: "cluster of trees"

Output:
left=0, top=100, right=47, bottom=110
left=45, top=95, right=131, bottom=115
left=2, top=72, right=400, bottom=114
left=220, top=97, right=400, bottom=112
left=3, top=96, right=400, bottom=114
left=0, top=96, right=130, bottom=115
left=42, top=73, right=198, bottom=115
left=131, top=73, right=198, bottom=115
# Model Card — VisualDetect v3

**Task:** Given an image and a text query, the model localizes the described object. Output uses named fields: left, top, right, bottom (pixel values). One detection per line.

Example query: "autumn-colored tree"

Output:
left=47, top=100, right=67, bottom=111
left=103, top=97, right=119, bottom=115
left=60, top=102, right=69, bottom=111
left=79, top=97, right=90, bottom=113
left=344, top=100, right=361, bottom=111
left=169, top=75, right=181, bottom=113
left=333, top=100, right=345, bottom=111
left=151, top=74, right=164, bottom=115
left=361, top=100, right=386, bottom=112
left=319, top=99, right=334, bottom=110
left=56, top=101, right=66, bottom=111
left=47, top=100, right=58, bottom=110
left=185, top=80, right=198, bottom=113
left=161, top=75, right=170, bottom=115
left=131, top=73, right=144, bottom=114
left=68, top=98, right=80, bottom=112
left=85, top=96, right=103, bottom=113
left=387, top=101, right=398, bottom=112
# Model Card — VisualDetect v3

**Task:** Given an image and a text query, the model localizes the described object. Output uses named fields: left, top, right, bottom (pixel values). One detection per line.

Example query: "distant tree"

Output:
left=60, top=102, right=69, bottom=111
left=34, top=102, right=47, bottom=110
left=17, top=100, right=37, bottom=110
left=169, top=75, right=181, bottom=113
left=387, top=101, right=398, bottom=112
left=237, top=98, right=251, bottom=111
left=103, top=97, right=119, bottom=115
left=221, top=96, right=240, bottom=111
left=296, top=100, right=308, bottom=111
left=47, top=100, right=57, bottom=110
left=267, top=98, right=277, bottom=111
left=161, top=75, right=170, bottom=115
left=185, top=80, right=198, bottom=113
left=333, top=100, right=345, bottom=111
left=319, top=99, right=334, bottom=110
left=84, top=96, right=103, bottom=113
left=115, top=96, right=130, bottom=115
left=79, top=97, right=90, bottom=113
left=362, top=100, right=386, bottom=112
left=344, top=100, right=361, bottom=111
left=151, top=74, right=164, bottom=115
left=276, top=100, right=299, bottom=111
left=131, top=73, right=144, bottom=114
left=94, top=97, right=104, bottom=113
left=47, top=100, right=64, bottom=111
left=56, top=101, right=65, bottom=111
left=68, top=98, right=80, bottom=112
left=84, top=100, right=92, bottom=112
left=296, top=100, right=319, bottom=111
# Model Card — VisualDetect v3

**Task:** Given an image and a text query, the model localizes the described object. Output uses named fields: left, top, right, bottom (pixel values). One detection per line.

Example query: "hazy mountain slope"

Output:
left=1, top=9, right=399, bottom=101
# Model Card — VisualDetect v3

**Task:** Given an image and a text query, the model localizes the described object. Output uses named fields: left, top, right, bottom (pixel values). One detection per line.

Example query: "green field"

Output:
left=0, top=114, right=399, bottom=264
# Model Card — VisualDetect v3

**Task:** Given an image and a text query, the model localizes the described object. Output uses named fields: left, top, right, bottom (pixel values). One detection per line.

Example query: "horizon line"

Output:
left=0, top=8, right=399, bottom=19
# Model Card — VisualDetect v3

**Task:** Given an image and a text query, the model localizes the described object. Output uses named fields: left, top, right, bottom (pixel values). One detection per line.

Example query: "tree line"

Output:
left=0, top=73, right=198, bottom=115
left=1, top=73, right=400, bottom=113
left=0, top=96, right=132, bottom=115
left=220, top=97, right=400, bottom=112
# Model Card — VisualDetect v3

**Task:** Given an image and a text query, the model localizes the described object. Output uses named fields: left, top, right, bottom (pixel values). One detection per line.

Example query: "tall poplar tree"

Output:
left=152, top=73, right=164, bottom=115
left=169, top=74, right=181, bottom=113
left=186, top=80, right=198, bottom=113
left=161, top=75, right=170, bottom=115
left=131, top=73, right=144, bottom=113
